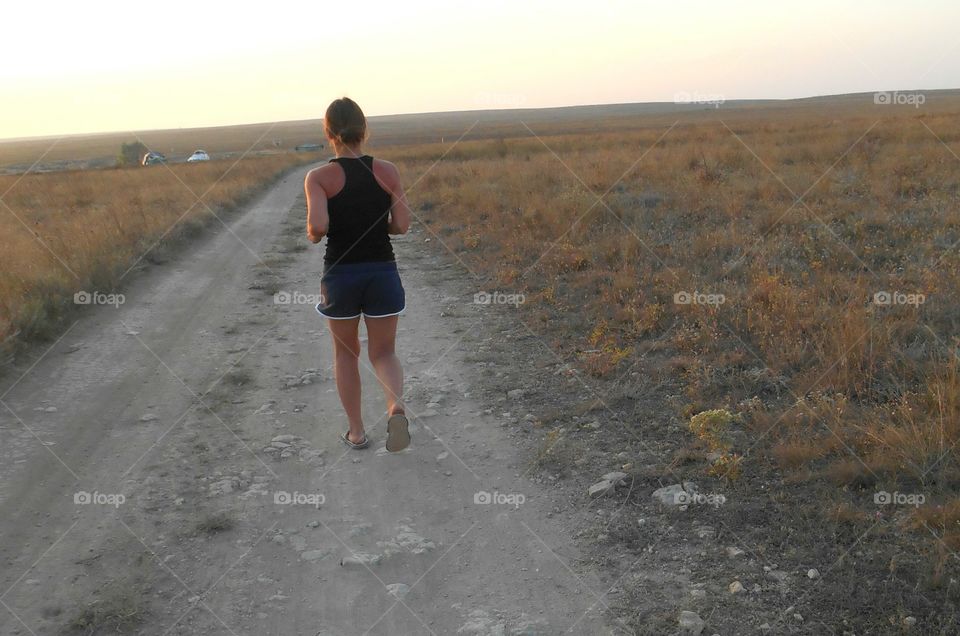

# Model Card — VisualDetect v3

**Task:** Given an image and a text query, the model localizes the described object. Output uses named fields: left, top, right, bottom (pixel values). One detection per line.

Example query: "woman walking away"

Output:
left=304, top=97, right=412, bottom=452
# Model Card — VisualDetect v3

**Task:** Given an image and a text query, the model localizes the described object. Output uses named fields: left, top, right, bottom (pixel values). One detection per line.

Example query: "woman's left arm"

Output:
left=382, top=162, right=411, bottom=235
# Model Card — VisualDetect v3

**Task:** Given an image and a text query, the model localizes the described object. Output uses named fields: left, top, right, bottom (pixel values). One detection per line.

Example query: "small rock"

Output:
left=341, top=553, right=382, bottom=567
left=904, top=616, right=917, bottom=628
left=602, top=471, right=628, bottom=486
left=272, top=434, right=298, bottom=443
left=301, top=549, right=329, bottom=562
left=507, top=388, right=524, bottom=400
left=766, top=570, right=789, bottom=583
left=44, top=407, right=58, bottom=413
left=678, top=610, right=705, bottom=635
left=139, top=413, right=158, bottom=422
left=588, top=479, right=616, bottom=498
left=385, top=583, right=410, bottom=599
left=726, top=546, right=745, bottom=558
left=729, top=581, right=744, bottom=594
left=807, top=568, right=820, bottom=579
left=306, top=520, right=319, bottom=528
left=652, top=483, right=697, bottom=506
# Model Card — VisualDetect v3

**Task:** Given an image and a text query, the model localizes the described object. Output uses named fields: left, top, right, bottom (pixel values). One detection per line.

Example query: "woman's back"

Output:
left=323, top=155, right=394, bottom=266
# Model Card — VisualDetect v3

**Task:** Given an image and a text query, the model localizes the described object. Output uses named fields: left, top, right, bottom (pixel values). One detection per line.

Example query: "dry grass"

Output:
left=0, top=154, right=309, bottom=354
left=393, top=97, right=960, bottom=577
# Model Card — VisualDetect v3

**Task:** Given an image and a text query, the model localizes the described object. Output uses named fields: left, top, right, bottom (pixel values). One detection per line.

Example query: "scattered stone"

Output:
left=588, top=479, right=616, bottom=498
left=139, top=413, right=158, bottom=422
left=340, top=553, right=382, bottom=567
left=807, top=568, right=820, bottom=579
left=507, top=388, right=524, bottom=400
left=904, top=616, right=917, bottom=628
left=652, top=482, right=698, bottom=506
left=678, top=610, right=705, bottom=635
left=377, top=524, right=435, bottom=556
left=759, top=623, right=771, bottom=633
left=301, top=549, right=330, bottom=562
left=726, top=546, right=745, bottom=558
left=729, top=581, right=744, bottom=594
left=766, top=570, right=789, bottom=583
left=306, top=520, right=319, bottom=528
left=602, top=471, right=628, bottom=486
left=690, top=588, right=707, bottom=599
left=385, top=583, right=410, bottom=599
left=44, top=407, right=58, bottom=413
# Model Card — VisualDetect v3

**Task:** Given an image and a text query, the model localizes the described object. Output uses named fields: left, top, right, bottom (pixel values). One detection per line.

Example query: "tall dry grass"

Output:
left=393, top=101, right=960, bottom=575
left=0, top=154, right=309, bottom=352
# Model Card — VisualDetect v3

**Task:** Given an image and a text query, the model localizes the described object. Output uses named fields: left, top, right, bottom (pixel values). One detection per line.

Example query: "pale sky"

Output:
left=1, top=0, right=957, bottom=140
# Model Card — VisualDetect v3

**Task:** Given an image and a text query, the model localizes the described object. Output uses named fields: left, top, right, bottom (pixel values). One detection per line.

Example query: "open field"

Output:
left=0, top=154, right=311, bottom=354
left=5, top=90, right=956, bottom=173
left=388, top=93, right=960, bottom=631
left=3, top=93, right=960, bottom=633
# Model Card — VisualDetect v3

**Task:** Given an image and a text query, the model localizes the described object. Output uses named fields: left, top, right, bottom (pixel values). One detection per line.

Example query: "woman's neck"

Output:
left=334, top=144, right=364, bottom=158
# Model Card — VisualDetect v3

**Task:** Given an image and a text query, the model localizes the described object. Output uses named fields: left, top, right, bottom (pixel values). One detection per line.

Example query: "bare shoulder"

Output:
left=372, top=158, right=401, bottom=189
left=305, top=163, right=338, bottom=192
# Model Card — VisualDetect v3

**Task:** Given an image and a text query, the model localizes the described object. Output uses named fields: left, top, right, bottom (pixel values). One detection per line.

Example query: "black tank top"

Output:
left=323, top=155, right=395, bottom=265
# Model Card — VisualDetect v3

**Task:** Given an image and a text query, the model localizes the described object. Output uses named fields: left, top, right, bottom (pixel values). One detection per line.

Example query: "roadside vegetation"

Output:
left=0, top=154, right=310, bottom=357
left=396, top=98, right=960, bottom=630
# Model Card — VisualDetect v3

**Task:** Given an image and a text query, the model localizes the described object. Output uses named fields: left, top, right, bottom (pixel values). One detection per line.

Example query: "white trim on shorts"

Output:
left=361, top=305, right=406, bottom=319
left=315, top=303, right=361, bottom=320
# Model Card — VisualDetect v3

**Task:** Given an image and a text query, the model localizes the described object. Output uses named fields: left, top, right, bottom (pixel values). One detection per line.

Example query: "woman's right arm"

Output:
left=304, top=168, right=329, bottom=243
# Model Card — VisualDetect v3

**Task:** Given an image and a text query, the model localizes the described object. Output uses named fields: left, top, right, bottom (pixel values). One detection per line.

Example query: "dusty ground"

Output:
left=0, top=166, right=631, bottom=635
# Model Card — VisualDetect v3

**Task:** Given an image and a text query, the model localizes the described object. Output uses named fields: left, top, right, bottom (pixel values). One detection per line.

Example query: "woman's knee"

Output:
left=367, top=345, right=395, bottom=365
left=335, top=341, right=361, bottom=361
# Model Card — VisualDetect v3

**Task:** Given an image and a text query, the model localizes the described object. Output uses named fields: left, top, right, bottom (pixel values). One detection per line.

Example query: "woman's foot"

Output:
left=386, top=408, right=410, bottom=452
left=341, top=429, right=369, bottom=449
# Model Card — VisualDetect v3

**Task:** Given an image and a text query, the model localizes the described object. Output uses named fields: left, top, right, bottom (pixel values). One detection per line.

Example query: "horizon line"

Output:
left=2, top=86, right=955, bottom=145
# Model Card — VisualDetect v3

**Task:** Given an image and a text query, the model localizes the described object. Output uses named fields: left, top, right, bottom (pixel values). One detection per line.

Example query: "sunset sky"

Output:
left=2, top=0, right=957, bottom=140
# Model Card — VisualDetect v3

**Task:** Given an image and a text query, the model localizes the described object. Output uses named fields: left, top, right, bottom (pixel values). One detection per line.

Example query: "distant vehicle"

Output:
left=295, top=143, right=323, bottom=152
left=186, top=149, right=210, bottom=162
left=141, top=151, right=166, bottom=166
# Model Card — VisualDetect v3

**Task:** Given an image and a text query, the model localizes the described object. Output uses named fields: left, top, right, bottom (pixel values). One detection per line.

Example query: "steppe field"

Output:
left=1, top=92, right=959, bottom=634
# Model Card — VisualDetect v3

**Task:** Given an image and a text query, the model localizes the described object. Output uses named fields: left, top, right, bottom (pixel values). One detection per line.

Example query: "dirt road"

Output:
left=0, top=166, right=617, bottom=635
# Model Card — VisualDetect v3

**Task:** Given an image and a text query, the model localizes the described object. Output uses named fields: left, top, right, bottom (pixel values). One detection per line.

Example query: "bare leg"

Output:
left=327, top=317, right=365, bottom=443
left=364, top=315, right=404, bottom=417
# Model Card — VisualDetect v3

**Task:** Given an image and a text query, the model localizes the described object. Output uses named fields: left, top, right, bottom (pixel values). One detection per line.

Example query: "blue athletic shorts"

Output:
left=315, top=260, right=406, bottom=319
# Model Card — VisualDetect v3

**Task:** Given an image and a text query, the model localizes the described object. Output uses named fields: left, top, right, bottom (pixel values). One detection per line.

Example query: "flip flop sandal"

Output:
left=386, top=412, right=411, bottom=452
left=341, top=431, right=369, bottom=449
